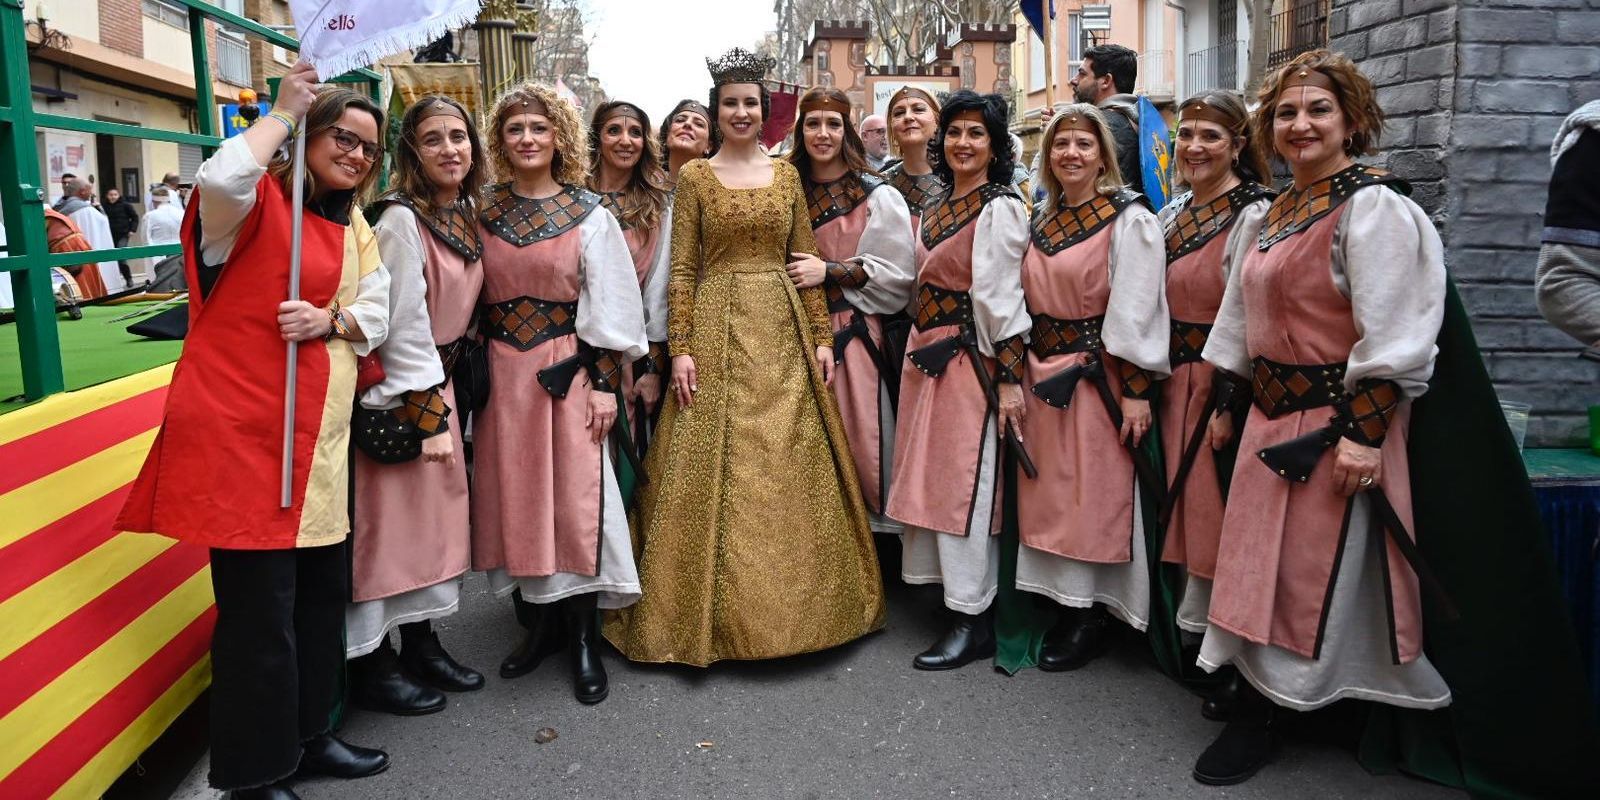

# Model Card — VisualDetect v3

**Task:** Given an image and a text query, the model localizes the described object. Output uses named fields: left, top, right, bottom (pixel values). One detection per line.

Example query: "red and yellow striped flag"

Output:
left=0, top=365, right=214, bottom=799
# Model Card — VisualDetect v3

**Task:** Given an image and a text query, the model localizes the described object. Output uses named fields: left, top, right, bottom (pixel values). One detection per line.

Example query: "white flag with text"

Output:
left=290, top=0, right=482, bottom=80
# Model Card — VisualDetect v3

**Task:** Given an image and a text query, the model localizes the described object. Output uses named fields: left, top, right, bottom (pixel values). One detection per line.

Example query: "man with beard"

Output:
left=1070, top=44, right=1143, bottom=195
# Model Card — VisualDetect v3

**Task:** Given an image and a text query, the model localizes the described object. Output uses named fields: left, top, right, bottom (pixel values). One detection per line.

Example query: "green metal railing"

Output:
left=0, top=0, right=380, bottom=400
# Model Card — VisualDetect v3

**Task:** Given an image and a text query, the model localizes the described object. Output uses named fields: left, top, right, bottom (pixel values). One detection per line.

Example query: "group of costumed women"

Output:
left=119, top=46, right=1595, bottom=800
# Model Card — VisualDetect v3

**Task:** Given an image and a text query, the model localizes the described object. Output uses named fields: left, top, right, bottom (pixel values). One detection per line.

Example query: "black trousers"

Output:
left=113, top=234, right=131, bottom=284
left=207, top=541, right=347, bottom=790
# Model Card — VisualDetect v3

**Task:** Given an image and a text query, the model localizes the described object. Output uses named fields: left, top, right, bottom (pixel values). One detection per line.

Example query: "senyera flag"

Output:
left=290, top=0, right=483, bottom=79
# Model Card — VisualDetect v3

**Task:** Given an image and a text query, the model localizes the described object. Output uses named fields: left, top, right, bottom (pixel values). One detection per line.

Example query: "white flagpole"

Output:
left=281, top=128, right=307, bottom=508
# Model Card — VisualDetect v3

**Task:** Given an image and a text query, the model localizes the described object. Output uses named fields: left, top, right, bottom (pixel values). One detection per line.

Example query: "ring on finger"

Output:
left=1357, top=475, right=1374, bottom=487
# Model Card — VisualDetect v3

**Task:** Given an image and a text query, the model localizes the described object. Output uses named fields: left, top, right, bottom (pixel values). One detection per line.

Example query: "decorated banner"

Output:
left=761, top=86, right=800, bottom=150
left=0, top=366, right=208, bottom=800
left=1138, top=95, right=1172, bottom=210
left=290, top=0, right=482, bottom=79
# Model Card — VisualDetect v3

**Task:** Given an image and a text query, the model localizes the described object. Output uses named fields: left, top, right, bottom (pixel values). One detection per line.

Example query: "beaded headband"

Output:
left=707, top=48, right=774, bottom=86
left=1281, top=66, right=1337, bottom=94
left=1178, top=100, right=1237, bottom=130
left=888, top=86, right=940, bottom=113
left=800, top=95, right=852, bottom=118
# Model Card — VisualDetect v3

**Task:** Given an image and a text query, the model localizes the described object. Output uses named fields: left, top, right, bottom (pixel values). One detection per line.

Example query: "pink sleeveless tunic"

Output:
left=814, top=200, right=890, bottom=513
left=1206, top=204, right=1422, bottom=662
left=471, top=224, right=606, bottom=579
left=352, top=212, right=483, bottom=601
left=1158, top=230, right=1229, bottom=578
left=1016, top=223, right=1135, bottom=562
left=887, top=208, right=998, bottom=536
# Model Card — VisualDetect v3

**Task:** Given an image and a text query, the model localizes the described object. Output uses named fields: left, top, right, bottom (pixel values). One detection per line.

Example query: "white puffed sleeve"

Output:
left=970, top=195, right=1032, bottom=356
left=195, top=134, right=267, bottom=266
left=1221, top=198, right=1270, bottom=285
left=1102, top=204, right=1171, bottom=375
left=1332, top=186, right=1446, bottom=398
left=1202, top=223, right=1254, bottom=377
left=362, top=205, right=444, bottom=409
left=576, top=207, right=648, bottom=359
left=640, top=203, right=672, bottom=344
left=839, top=188, right=916, bottom=316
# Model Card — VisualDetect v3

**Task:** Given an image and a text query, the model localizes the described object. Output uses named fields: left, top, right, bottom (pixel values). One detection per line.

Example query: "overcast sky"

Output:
left=585, top=1, right=778, bottom=124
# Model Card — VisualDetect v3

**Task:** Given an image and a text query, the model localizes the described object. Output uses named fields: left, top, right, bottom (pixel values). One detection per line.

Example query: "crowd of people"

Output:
left=113, top=43, right=1598, bottom=800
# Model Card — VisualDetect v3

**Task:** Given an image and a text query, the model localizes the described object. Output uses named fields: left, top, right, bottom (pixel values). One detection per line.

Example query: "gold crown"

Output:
left=707, top=48, right=775, bottom=86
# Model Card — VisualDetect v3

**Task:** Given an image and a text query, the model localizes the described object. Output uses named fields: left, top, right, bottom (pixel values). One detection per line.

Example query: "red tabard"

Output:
left=117, top=176, right=354, bottom=549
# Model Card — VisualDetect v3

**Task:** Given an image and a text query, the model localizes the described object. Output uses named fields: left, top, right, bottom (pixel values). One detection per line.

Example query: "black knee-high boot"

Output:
left=500, top=590, right=567, bottom=679
left=912, top=607, right=996, bottom=671
left=348, top=637, right=446, bottom=716
left=1038, top=604, right=1114, bottom=672
left=1192, top=680, right=1276, bottom=785
left=398, top=620, right=485, bottom=692
left=565, top=594, right=608, bottom=704
left=1201, top=666, right=1243, bottom=721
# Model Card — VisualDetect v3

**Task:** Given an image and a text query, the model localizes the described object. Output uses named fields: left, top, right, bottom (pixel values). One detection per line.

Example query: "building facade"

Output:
left=24, top=0, right=255, bottom=210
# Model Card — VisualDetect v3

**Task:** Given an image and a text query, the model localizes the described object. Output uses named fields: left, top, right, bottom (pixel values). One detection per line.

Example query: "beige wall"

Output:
left=26, top=0, right=99, bottom=43
left=143, top=15, right=196, bottom=75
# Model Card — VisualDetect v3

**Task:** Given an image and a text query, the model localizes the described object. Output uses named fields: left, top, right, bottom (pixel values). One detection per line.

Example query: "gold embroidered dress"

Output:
left=604, top=159, right=886, bottom=665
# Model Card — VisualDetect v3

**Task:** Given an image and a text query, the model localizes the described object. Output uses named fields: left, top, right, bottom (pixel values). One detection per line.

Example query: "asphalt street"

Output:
left=217, top=564, right=1466, bottom=800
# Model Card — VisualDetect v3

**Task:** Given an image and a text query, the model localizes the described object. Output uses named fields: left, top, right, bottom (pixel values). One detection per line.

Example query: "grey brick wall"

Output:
left=1331, top=0, right=1600, bottom=447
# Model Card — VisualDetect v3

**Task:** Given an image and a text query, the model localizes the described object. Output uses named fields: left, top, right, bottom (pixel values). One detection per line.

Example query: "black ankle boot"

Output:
left=230, top=784, right=300, bottom=800
left=565, top=594, right=608, bottom=704
left=349, top=639, right=446, bottom=716
left=912, top=609, right=995, bottom=671
left=1038, top=604, right=1114, bottom=672
left=1201, top=667, right=1242, bottom=721
left=296, top=733, right=390, bottom=780
left=1193, top=683, right=1275, bottom=785
left=399, top=621, right=485, bottom=692
left=500, top=594, right=567, bottom=679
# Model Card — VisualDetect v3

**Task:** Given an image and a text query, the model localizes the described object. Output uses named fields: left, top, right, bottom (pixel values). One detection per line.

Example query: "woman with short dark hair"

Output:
left=887, top=90, right=1030, bottom=671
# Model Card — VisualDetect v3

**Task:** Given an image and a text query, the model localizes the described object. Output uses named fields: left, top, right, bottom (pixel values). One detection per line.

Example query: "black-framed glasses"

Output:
left=328, top=126, right=381, bottom=163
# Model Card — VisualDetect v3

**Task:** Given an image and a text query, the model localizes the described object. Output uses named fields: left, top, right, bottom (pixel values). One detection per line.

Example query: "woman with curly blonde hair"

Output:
left=471, top=82, right=646, bottom=706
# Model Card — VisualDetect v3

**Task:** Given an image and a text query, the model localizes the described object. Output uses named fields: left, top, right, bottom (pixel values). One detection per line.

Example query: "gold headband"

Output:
left=1178, top=101, right=1236, bottom=130
left=800, top=95, right=852, bottom=118
left=416, top=99, right=467, bottom=124
left=1281, top=67, right=1336, bottom=94
left=888, top=87, right=938, bottom=113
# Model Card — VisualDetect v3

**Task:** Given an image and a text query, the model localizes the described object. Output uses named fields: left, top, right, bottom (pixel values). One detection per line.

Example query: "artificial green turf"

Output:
left=0, top=303, right=183, bottom=414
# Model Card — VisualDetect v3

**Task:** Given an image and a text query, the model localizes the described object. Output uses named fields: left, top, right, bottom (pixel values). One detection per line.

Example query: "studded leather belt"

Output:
left=825, top=283, right=853, bottom=314
left=1250, top=356, right=1347, bottom=418
left=1170, top=320, right=1213, bottom=366
left=1029, top=313, right=1104, bottom=358
left=482, top=295, right=578, bottom=351
left=913, top=284, right=973, bottom=332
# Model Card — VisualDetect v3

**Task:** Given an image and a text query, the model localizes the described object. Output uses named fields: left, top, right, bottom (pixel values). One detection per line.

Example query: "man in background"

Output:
left=860, top=114, right=889, bottom=171
left=1536, top=100, right=1600, bottom=350
left=52, top=171, right=76, bottom=211
left=1071, top=44, right=1143, bottom=195
left=146, top=172, right=186, bottom=212
left=102, top=187, right=140, bottom=287
left=57, top=178, right=122, bottom=293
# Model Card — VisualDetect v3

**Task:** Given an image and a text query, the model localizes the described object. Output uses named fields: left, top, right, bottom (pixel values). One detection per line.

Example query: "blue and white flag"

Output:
left=1018, top=1, right=1056, bottom=42
left=290, top=0, right=482, bottom=80
left=1137, top=95, right=1172, bottom=210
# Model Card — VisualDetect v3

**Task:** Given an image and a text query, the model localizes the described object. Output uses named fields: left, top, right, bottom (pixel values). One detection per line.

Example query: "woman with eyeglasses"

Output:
left=343, top=95, right=488, bottom=718
left=589, top=100, right=671, bottom=449
left=473, top=82, right=646, bottom=707
left=118, top=61, right=391, bottom=800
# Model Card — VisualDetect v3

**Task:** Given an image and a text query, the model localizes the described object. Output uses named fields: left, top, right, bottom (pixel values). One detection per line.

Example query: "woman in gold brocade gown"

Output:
left=604, top=50, right=885, bottom=666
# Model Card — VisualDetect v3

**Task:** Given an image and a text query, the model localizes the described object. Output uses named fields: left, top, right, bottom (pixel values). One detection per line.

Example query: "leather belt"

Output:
left=1029, top=313, right=1104, bottom=358
left=825, top=284, right=853, bottom=314
left=913, top=284, right=973, bottom=332
left=1250, top=356, right=1346, bottom=418
left=482, top=295, right=578, bottom=352
left=1170, top=320, right=1212, bottom=366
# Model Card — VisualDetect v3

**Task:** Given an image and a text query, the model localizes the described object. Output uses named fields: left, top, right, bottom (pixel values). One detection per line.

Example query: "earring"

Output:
left=1232, top=154, right=1239, bottom=165
left=1342, top=135, right=1354, bottom=151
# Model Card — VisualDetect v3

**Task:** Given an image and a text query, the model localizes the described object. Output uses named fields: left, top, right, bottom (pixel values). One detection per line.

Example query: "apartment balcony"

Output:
left=1185, top=40, right=1246, bottom=98
left=1137, top=49, right=1174, bottom=101
left=1268, top=0, right=1331, bottom=69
